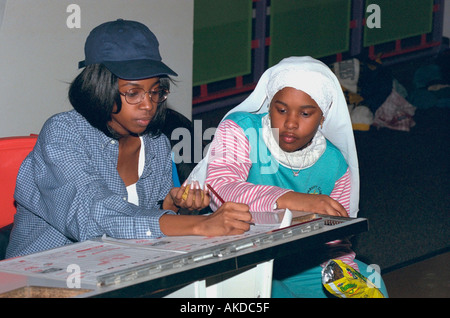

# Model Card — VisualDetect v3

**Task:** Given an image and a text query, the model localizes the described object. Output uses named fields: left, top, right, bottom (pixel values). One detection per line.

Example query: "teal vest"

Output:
left=224, top=112, right=347, bottom=195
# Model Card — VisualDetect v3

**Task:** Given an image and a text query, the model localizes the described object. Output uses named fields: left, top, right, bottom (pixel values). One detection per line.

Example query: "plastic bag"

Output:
left=322, top=259, right=385, bottom=298
left=373, top=89, right=416, bottom=131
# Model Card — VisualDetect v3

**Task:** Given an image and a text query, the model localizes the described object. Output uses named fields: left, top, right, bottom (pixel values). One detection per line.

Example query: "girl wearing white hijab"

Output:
left=188, top=56, right=388, bottom=297
left=190, top=56, right=359, bottom=217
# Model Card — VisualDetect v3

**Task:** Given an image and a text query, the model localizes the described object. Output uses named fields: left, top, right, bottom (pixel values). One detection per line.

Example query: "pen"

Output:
left=206, top=183, right=224, bottom=204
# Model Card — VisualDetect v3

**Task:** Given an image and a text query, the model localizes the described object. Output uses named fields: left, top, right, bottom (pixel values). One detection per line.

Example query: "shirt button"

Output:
left=110, top=140, right=116, bottom=144
left=146, top=230, right=152, bottom=236
left=123, top=197, right=127, bottom=201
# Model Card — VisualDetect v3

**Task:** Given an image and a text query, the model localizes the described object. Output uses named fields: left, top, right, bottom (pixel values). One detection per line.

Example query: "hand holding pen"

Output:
left=162, top=182, right=253, bottom=236
left=206, top=183, right=254, bottom=225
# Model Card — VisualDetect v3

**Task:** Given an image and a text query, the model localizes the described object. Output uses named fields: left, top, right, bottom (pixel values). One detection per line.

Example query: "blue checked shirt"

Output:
left=6, top=110, right=175, bottom=258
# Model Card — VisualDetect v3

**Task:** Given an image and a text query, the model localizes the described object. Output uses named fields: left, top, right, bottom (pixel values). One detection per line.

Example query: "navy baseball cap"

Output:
left=78, top=19, right=177, bottom=79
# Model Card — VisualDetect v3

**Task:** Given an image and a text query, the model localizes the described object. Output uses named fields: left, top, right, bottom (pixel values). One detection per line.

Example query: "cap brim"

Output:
left=103, top=59, right=178, bottom=80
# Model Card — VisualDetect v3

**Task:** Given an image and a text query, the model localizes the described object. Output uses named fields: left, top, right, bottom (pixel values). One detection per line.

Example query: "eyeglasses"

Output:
left=120, top=87, right=170, bottom=105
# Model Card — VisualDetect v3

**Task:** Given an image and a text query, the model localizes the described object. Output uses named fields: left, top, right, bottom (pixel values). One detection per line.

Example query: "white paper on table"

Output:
left=279, top=208, right=292, bottom=228
left=250, top=208, right=292, bottom=228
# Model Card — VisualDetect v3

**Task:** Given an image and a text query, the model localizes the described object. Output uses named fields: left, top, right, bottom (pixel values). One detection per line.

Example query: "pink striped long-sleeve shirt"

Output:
left=206, top=120, right=351, bottom=212
left=206, top=119, right=357, bottom=270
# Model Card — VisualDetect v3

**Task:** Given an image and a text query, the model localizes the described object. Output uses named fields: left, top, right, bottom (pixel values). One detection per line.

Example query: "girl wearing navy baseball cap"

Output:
left=6, top=19, right=252, bottom=258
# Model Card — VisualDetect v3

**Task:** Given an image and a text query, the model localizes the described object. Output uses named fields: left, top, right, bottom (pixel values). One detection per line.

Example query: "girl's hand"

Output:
left=159, top=202, right=252, bottom=237
left=277, top=192, right=348, bottom=217
left=194, top=202, right=252, bottom=236
left=164, top=181, right=210, bottom=212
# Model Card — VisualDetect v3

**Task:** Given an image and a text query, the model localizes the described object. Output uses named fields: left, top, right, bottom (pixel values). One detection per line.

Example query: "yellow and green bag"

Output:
left=322, top=259, right=385, bottom=298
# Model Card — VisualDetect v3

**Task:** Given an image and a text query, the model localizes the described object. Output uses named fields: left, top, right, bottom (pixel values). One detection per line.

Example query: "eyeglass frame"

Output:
left=119, top=87, right=170, bottom=105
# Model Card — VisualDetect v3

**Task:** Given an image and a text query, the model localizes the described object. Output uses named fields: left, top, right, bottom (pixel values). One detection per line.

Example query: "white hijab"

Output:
left=188, top=56, right=359, bottom=217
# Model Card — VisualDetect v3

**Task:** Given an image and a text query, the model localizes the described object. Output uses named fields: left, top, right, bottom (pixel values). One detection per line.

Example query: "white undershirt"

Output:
left=126, top=136, right=145, bottom=205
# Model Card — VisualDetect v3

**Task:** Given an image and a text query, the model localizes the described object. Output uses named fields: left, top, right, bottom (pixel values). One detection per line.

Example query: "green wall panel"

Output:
left=269, top=0, right=351, bottom=66
left=363, top=0, right=434, bottom=47
left=193, top=0, right=253, bottom=86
